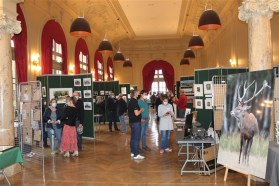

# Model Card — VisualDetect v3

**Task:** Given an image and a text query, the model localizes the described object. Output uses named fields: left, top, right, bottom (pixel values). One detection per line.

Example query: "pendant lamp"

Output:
left=70, top=17, right=91, bottom=37
left=113, top=50, right=125, bottom=62
left=188, top=34, right=204, bottom=49
left=183, top=49, right=195, bottom=59
left=123, top=58, right=132, bottom=67
left=98, top=38, right=113, bottom=54
left=198, top=9, right=221, bottom=30
left=180, top=58, right=190, bottom=65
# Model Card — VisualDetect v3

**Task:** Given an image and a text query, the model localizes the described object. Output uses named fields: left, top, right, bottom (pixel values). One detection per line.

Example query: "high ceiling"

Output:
left=56, top=0, right=239, bottom=44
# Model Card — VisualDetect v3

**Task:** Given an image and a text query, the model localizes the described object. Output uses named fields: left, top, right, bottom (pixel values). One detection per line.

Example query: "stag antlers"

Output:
left=237, top=80, right=271, bottom=106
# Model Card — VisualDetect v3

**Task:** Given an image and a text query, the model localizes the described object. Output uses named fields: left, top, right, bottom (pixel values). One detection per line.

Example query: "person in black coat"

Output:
left=117, top=93, right=127, bottom=133
left=73, top=91, right=84, bottom=151
left=106, top=92, right=119, bottom=132
left=96, top=96, right=106, bottom=125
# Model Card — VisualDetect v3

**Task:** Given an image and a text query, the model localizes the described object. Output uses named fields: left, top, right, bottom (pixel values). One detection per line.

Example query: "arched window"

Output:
left=41, top=20, right=67, bottom=74
left=75, top=38, right=90, bottom=74
left=152, top=69, right=167, bottom=93
left=107, top=57, right=114, bottom=81
left=94, top=50, right=104, bottom=81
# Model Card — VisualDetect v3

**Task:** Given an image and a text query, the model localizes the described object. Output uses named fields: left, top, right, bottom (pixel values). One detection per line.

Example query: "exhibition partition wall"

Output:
left=194, top=68, right=248, bottom=129
left=37, top=74, right=94, bottom=138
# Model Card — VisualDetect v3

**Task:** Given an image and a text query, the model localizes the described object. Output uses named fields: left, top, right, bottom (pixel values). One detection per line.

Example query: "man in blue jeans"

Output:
left=128, top=90, right=144, bottom=160
left=138, top=90, right=151, bottom=151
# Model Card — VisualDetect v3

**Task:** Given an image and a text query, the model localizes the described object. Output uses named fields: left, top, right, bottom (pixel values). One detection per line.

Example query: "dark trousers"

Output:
left=43, top=123, right=48, bottom=146
left=130, top=122, right=141, bottom=157
left=75, top=120, right=82, bottom=151
left=108, top=111, right=118, bottom=131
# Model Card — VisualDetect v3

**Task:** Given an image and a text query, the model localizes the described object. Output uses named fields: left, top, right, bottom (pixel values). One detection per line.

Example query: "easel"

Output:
left=224, top=166, right=251, bottom=186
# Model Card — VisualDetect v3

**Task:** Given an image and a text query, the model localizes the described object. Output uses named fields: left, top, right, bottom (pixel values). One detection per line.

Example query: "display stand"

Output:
left=224, top=166, right=251, bottom=186
left=18, top=81, right=45, bottom=184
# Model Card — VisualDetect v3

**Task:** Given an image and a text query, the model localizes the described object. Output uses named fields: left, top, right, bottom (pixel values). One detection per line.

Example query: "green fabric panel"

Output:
left=0, top=147, right=23, bottom=169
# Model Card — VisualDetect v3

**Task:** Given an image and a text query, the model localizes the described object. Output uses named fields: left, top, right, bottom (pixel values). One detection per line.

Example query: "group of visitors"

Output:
left=43, top=91, right=84, bottom=157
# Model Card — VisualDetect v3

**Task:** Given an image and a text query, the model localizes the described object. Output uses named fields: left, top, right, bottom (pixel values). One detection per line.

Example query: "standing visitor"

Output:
left=128, top=90, right=145, bottom=160
left=155, top=94, right=163, bottom=121
left=73, top=91, right=84, bottom=151
left=61, top=97, right=78, bottom=157
left=117, top=93, right=127, bottom=133
left=96, top=96, right=106, bottom=125
left=158, top=95, right=174, bottom=154
left=150, top=92, right=156, bottom=109
left=107, top=92, right=119, bottom=132
left=138, top=90, right=151, bottom=151
left=43, top=98, right=62, bottom=155
left=173, top=89, right=188, bottom=118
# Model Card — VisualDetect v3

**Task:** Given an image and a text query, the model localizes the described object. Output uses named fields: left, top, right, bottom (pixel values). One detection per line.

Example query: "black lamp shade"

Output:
left=98, top=39, right=113, bottom=53
left=180, top=58, right=190, bottom=65
left=113, top=51, right=125, bottom=62
left=188, top=35, right=204, bottom=49
left=183, top=49, right=195, bottom=59
left=123, top=59, right=132, bottom=67
left=198, top=9, right=221, bottom=30
left=70, top=17, right=91, bottom=37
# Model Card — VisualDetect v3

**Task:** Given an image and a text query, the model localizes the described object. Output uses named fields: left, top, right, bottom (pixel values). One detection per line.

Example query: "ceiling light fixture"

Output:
left=188, top=34, right=204, bottom=49
left=123, top=58, right=132, bottom=67
left=113, top=51, right=125, bottom=62
left=198, top=8, right=221, bottom=30
left=180, top=58, right=190, bottom=65
left=70, top=17, right=91, bottom=37
left=98, top=36, right=113, bottom=54
left=183, top=49, right=195, bottom=59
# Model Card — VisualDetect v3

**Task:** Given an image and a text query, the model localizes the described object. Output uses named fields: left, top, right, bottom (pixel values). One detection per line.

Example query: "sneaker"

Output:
left=64, top=152, right=70, bottom=157
left=133, top=154, right=145, bottom=160
left=131, top=153, right=134, bottom=157
left=72, top=151, right=79, bottom=157
left=51, top=151, right=56, bottom=155
left=160, top=149, right=164, bottom=154
left=165, top=148, right=172, bottom=152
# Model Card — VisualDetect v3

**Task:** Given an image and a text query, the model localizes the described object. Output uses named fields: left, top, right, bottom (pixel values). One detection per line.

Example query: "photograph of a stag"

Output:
left=218, top=70, right=274, bottom=179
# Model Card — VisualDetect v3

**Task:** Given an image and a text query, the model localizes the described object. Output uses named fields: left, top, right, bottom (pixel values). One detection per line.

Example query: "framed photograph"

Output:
left=195, top=99, right=203, bottom=109
left=20, top=84, right=32, bottom=102
left=128, top=94, right=131, bottom=99
left=84, top=102, right=92, bottom=110
left=74, top=79, right=81, bottom=86
left=194, top=84, right=203, bottom=97
left=49, top=88, right=73, bottom=104
left=83, top=78, right=92, bottom=86
left=42, top=87, right=46, bottom=97
left=203, top=81, right=213, bottom=95
left=205, top=98, right=212, bottom=109
left=105, top=91, right=109, bottom=95
left=76, top=91, right=82, bottom=98
left=121, top=87, right=127, bottom=94
left=83, top=90, right=92, bottom=98
left=100, top=90, right=105, bottom=95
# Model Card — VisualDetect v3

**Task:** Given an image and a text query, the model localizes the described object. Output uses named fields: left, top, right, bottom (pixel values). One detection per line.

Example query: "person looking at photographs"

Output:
left=173, top=89, right=188, bottom=118
left=128, top=90, right=145, bottom=160
left=117, top=93, right=128, bottom=133
left=107, top=92, right=119, bottom=132
left=96, top=96, right=106, bottom=125
left=158, top=95, right=174, bottom=154
left=43, top=98, right=63, bottom=155
left=73, top=91, right=84, bottom=151
left=61, top=97, right=78, bottom=157
left=138, top=90, right=151, bottom=151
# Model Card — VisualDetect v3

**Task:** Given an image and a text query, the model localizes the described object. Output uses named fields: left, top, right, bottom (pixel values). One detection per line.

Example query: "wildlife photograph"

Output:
left=217, top=69, right=274, bottom=179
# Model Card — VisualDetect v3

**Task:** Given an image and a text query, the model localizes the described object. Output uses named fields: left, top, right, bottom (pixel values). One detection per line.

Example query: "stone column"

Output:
left=0, top=1, right=22, bottom=146
left=239, top=0, right=279, bottom=71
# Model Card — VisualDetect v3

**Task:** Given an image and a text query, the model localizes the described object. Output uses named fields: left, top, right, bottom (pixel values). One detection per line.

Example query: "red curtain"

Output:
left=12, top=4, right=27, bottom=83
left=107, top=57, right=113, bottom=80
left=41, top=20, right=68, bottom=74
left=75, top=38, right=90, bottom=74
left=142, top=60, right=174, bottom=92
left=93, top=50, right=104, bottom=81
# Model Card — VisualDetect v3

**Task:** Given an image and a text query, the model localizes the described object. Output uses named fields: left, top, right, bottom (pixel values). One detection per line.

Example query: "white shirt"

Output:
left=158, top=103, right=174, bottom=131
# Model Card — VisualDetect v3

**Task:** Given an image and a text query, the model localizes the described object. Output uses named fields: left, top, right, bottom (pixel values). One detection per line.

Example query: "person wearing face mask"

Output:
left=138, top=90, right=151, bottom=151
left=107, top=92, right=119, bottom=132
left=158, top=95, right=174, bottom=154
left=43, top=98, right=63, bottom=155
left=73, top=91, right=84, bottom=151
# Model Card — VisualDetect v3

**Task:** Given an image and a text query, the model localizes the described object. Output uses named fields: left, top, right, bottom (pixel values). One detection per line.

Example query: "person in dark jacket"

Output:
left=96, top=96, right=106, bottom=125
left=117, top=93, right=127, bottom=133
left=73, top=91, right=84, bottom=151
left=155, top=94, right=163, bottom=121
left=43, top=98, right=63, bottom=155
left=107, top=92, right=119, bottom=132
left=61, top=97, right=78, bottom=157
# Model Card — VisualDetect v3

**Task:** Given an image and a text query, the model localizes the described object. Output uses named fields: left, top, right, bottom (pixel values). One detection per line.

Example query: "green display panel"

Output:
left=194, top=68, right=248, bottom=129
left=37, top=74, right=94, bottom=138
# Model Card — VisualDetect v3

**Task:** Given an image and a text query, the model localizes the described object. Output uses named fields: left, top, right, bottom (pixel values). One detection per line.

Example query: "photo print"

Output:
left=49, top=88, right=73, bottom=104
left=83, top=90, right=92, bottom=98
left=195, top=99, right=203, bottom=109
left=83, top=78, right=92, bottom=86
left=194, top=84, right=203, bottom=97
left=203, top=81, right=213, bottom=95
left=74, top=79, right=82, bottom=86
left=84, top=102, right=92, bottom=110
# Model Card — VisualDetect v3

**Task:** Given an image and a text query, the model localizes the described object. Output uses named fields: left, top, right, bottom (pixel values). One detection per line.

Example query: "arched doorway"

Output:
left=142, top=60, right=174, bottom=93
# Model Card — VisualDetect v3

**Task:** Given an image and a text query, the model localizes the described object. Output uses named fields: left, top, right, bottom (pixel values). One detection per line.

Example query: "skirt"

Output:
left=61, top=124, right=77, bottom=152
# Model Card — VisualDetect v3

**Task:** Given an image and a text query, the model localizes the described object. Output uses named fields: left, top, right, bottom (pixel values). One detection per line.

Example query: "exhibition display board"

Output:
left=37, top=74, right=94, bottom=138
left=119, top=83, right=130, bottom=102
